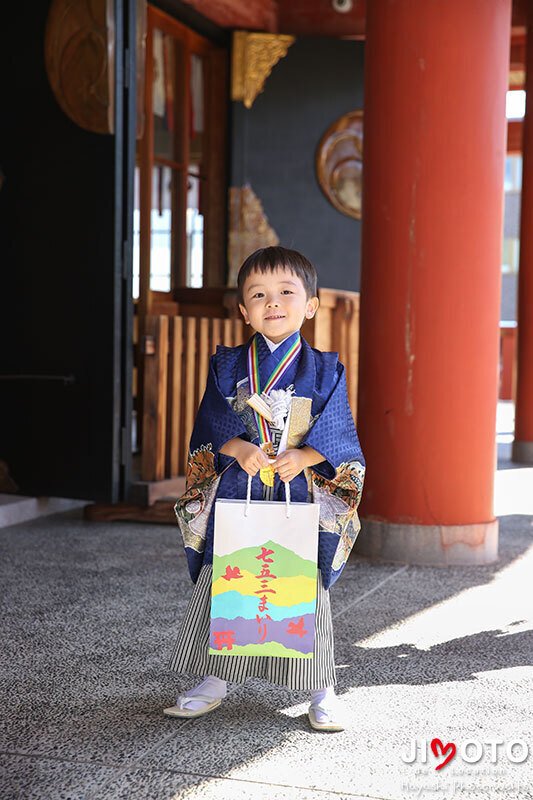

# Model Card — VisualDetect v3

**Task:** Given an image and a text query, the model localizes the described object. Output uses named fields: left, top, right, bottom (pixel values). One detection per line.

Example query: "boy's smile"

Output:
left=239, top=267, right=319, bottom=343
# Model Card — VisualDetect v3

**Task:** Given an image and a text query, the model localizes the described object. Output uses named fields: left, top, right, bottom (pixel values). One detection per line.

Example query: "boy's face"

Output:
left=239, top=267, right=319, bottom=343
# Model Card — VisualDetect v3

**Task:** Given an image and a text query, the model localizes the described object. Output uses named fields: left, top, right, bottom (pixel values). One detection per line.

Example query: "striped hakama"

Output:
left=168, top=564, right=337, bottom=690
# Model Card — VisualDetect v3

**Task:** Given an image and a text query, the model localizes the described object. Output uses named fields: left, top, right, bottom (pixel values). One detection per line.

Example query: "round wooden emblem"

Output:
left=316, top=110, right=363, bottom=220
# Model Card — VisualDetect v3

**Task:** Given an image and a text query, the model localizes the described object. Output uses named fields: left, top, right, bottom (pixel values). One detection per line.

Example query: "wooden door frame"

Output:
left=115, top=0, right=137, bottom=501
left=135, top=4, right=228, bottom=464
left=138, top=4, right=228, bottom=324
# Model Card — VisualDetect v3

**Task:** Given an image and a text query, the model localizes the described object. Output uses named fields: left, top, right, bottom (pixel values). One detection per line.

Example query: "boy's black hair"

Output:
left=237, top=246, right=318, bottom=305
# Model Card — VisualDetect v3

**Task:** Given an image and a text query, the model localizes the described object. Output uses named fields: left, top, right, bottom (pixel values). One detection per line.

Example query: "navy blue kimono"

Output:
left=174, top=333, right=365, bottom=590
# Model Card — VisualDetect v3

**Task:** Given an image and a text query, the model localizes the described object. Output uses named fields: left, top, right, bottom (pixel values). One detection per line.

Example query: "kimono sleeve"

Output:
left=301, top=363, right=365, bottom=475
left=301, top=363, right=366, bottom=589
left=188, top=354, right=248, bottom=479
left=174, top=353, right=247, bottom=583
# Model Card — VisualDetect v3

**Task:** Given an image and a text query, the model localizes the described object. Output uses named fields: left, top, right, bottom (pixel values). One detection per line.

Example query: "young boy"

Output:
left=165, top=246, right=365, bottom=731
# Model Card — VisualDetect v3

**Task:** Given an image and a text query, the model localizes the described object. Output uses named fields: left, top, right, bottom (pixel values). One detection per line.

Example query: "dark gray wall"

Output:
left=501, top=274, right=518, bottom=321
left=231, top=37, right=364, bottom=292
left=501, top=192, right=519, bottom=320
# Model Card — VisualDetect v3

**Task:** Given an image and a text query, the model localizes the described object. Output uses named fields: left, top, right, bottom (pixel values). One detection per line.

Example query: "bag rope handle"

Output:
left=244, top=474, right=291, bottom=518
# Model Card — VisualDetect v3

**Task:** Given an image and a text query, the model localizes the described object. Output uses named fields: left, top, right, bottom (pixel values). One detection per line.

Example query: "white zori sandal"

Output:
left=308, top=704, right=345, bottom=732
left=308, top=687, right=344, bottom=732
left=163, top=676, right=226, bottom=719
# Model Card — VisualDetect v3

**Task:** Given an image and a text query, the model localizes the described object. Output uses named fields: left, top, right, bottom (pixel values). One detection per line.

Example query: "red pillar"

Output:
left=356, top=0, right=511, bottom=564
left=513, top=12, right=533, bottom=464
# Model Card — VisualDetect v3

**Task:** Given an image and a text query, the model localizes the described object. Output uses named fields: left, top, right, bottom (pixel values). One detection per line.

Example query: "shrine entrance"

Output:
left=126, top=5, right=362, bottom=518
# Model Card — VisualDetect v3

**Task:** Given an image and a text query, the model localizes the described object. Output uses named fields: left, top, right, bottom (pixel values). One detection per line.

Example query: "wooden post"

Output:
left=167, top=316, right=183, bottom=477
left=141, top=315, right=169, bottom=481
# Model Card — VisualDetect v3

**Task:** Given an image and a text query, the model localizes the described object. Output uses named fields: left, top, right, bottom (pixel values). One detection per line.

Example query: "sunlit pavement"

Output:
left=0, top=401, right=532, bottom=800
left=495, top=401, right=533, bottom=515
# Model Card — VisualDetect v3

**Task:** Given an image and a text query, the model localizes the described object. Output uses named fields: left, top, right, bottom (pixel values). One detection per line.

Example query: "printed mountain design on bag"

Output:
left=213, top=541, right=316, bottom=579
left=210, top=539, right=318, bottom=658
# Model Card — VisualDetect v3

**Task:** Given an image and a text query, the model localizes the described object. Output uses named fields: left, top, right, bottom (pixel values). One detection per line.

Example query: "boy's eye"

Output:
left=249, top=289, right=293, bottom=298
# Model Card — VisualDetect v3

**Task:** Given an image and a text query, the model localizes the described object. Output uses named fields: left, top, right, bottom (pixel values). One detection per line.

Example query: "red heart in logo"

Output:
left=430, top=738, right=457, bottom=770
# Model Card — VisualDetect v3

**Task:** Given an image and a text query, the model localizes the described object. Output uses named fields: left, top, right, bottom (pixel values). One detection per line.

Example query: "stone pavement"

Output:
left=1, top=448, right=532, bottom=798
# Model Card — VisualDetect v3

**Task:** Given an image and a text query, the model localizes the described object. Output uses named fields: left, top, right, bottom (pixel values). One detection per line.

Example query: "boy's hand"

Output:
left=234, top=441, right=270, bottom=477
left=273, top=449, right=307, bottom=483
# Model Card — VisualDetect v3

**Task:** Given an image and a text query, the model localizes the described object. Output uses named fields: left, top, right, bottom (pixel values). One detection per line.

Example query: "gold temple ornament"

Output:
left=232, top=31, right=295, bottom=109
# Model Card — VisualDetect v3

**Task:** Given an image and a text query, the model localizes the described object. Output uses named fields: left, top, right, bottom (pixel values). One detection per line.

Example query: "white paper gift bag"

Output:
left=209, top=481, right=320, bottom=658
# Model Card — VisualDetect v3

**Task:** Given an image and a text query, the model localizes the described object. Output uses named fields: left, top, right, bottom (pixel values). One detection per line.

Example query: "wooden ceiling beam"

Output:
left=178, top=0, right=278, bottom=32
left=178, top=0, right=524, bottom=52
left=178, top=0, right=365, bottom=36
left=278, top=0, right=366, bottom=38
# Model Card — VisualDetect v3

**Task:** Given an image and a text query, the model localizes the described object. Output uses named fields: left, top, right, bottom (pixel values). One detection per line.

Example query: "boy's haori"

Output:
left=174, top=332, right=366, bottom=590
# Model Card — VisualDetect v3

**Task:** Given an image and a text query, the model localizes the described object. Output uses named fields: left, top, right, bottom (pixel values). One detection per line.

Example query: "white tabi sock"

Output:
left=309, top=685, right=339, bottom=723
left=176, top=675, right=227, bottom=712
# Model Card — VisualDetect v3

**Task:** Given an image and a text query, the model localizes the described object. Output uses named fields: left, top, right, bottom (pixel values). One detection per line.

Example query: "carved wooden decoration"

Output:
left=232, top=31, right=295, bottom=109
left=227, top=185, right=280, bottom=285
left=45, top=0, right=147, bottom=137
left=316, top=110, right=363, bottom=220
left=45, top=0, right=116, bottom=134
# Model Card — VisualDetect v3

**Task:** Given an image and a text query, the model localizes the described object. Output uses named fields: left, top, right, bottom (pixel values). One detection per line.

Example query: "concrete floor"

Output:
left=1, top=417, right=532, bottom=799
